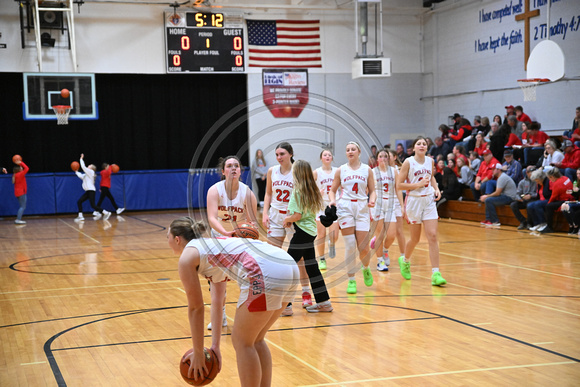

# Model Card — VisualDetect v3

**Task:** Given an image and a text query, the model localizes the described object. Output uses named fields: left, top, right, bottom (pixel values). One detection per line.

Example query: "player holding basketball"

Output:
left=169, top=217, right=299, bottom=387
left=283, top=160, right=333, bottom=313
left=396, top=136, right=447, bottom=286
left=74, top=154, right=111, bottom=222
left=96, top=163, right=124, bottom=215
left=369, top=149, right=405, bottom=272
left=12, top=158, right=29, bottom=225
left=328, top=141, right=376, bottom=294
left=262, top=142, right=312, bottom=312
left=206, top=156, right=258, bottom=330
left=313, top=149, right=339, bottom=270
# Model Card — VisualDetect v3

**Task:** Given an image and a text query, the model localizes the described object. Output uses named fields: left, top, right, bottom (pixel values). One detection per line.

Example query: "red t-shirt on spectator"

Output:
left=476, top=157, right=500, bottom=181
left=505, top=133, right=522, bottom=147
left=522, top=130, right=549, bottom=146
left=517, top=113, right=531, bottom=122
left=474, top=142, right=488, bottom=156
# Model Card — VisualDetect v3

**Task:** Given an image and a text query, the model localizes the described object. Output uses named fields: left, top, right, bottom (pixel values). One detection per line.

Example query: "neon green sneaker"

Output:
left=319, top=259, right=327, bottom=270
left=362, top=266, right=373, bottom=286
left=346, top=280, right=357, bottom=294
left=431, top=271, right=447, bottom=286
left=398, top=256, right=411, bottom=280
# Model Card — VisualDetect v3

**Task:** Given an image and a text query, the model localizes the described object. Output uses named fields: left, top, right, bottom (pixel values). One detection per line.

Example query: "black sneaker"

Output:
left=540, top=226, right=554, bottom=234
left=569, top=226, right=579, bottom=235
left=517, top=222, right=528, bottom=230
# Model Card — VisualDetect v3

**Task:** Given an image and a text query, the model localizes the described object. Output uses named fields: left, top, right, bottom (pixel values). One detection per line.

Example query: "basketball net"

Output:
left=517, top=78, right=550, bottom=102
left=52, top=105, right=71, bottom=125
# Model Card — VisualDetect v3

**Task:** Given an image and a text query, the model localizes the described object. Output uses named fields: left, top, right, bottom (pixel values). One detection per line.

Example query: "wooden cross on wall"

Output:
left=515, top=0, right=540, bottom=70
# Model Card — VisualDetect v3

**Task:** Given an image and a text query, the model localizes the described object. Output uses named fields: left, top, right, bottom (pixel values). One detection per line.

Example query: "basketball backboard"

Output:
left=23, top=73, right=98, bottom=121
left=527, top=40, right=565, bottom=81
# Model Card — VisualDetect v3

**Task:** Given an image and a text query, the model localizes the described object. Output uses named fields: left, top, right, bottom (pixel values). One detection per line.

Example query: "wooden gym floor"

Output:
left=1, top=210, right=579, bottom=386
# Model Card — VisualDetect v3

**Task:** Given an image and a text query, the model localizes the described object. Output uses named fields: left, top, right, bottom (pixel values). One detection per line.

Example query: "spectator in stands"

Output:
left=447, top=158, right=459, bottom=177
left=406, top=146, right=414, bottom=159
left=457, top=157, right=474, bottom=188
left=501, top=149, right=523, bottom=185
left=368, top=145, right=378, bottom=168
left=468, top=151, right=481, bottom=173
left=520, top=122, right=549, bottom=166
left=515, top=105, right=531, bottom=123
left=510, top=166, right=538, bottom=230
left=539, top=168, right=574, bottom=234
left=434, top=159, right=445, bottom=190
left=539, top=139, right=564, bottom=172
left=507, top=115, right=523, bottom=139
left=480, top=117, right=491, bottom=136
left=452, top=113, right=462, bottom=132
left=473, top=132, right=488, bottom=157
left=426, top=137, right=435, bottom=151
left=396, top=143, right=407, bottom=163
left=563, top=106, right=579, bottom=147
left=493, top=114, right=503, bottom=126
left=470, top=149, right=500, bottom=201
left=479, top=163, right=518, bottom=227
left=504, top=105, right=515, bottom=121
left=560, top=167, right=580, bottom=235
left=489, top=124, right=510, bottom=162
left=450, top=118, right=473, bottom=149
left=527, top=169, right=552, bottom=231
left=553, top=140, right=580, bottom=183
left=437, top=166, right=461, bottom=208
left=429, top=137, right=449, bottom=159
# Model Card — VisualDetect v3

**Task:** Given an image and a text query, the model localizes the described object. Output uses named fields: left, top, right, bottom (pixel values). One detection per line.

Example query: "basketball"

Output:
left=234, top=224, right=260, bottom=240
left=61, top=88, right=70, bottom=98
left=12, top=154, right=22, bottom=163
left=71, top=161, right=80, bottom=171
left=180, top=347, right=219, bottom=386
left=111, top=164, right=120, bottom=173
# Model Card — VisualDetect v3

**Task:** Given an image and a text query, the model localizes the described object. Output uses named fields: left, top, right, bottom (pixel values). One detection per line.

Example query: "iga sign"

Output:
left=262, top=69, right=309, bottom=118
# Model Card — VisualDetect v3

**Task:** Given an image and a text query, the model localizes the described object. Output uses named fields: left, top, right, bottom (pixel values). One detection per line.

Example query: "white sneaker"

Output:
left=93, top=212, right=102, bottom=220
left=74, top=215, right=85, bottom=222
left=14, top=219, right=27, bottom=224
left=207, top=309, right=228, bottom=330
left=102, top=210, right=111, bottom=220
left=92, top=211, right=99, bottom=216
left=116, top=208, right=125, bottom=215
left=377, top=261, right=389, bottom=272
left=536, top=223, right=548, bottom=232
left=259, top=201, right=264, bottom=208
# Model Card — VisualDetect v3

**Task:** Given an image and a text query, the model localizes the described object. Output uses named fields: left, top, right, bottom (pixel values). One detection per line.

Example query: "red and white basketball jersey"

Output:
left=374, top=166, right=396, bottom=200
left=215, top=180, right=248, bottom=230
left=339, top=163, right=369, bottom=201
left=406, top=156, right=435, bottom=197
left=270, top=165, right=294, bottom=211
left=315, top=166, right=337, bottom=202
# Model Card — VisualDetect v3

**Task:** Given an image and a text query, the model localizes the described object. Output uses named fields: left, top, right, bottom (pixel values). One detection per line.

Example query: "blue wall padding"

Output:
left=0, top=168, right=251, bottom=216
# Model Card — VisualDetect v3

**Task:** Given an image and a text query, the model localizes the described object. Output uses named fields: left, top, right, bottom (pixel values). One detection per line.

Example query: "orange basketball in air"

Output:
left=12, top=154, right=22, bottom=163
left=61, top=88, right=70, bottom=98
left=111, top=164, right=120, bottom=173
left=71, top=161, right=80, bottom=171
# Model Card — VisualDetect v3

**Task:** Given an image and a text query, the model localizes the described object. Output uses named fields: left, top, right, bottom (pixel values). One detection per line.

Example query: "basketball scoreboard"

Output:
left=165, top=12, right=244, bottom=73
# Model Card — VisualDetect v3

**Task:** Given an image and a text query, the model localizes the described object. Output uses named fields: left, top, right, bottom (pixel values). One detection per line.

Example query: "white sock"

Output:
left=78, top=212, right=83, bottom=217
left=343, top=234, right=357, bottom=276
left=432, top=267, right=440, bottom=273
left=319, top=300, right=331, bottom=306
left=377, top=257, right=385, bottom=263
left=302, top=286, right=310, bottom=293
left=348, top=275, right=356, bottom=282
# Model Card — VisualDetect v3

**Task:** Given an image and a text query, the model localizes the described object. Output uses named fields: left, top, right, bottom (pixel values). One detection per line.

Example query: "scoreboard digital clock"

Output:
left=165, top=12, right=245, bottom=73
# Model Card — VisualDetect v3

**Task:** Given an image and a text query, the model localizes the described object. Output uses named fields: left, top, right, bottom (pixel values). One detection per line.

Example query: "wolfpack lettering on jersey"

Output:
left=270, top=165, right=294, bottom=211
left=216, top=180, right=248, bottom=229
left=374, top=166, right=396, bottom=199
left=315, top=166, right=337, bottom=202
left=407, top=156, right=435, bottom=197
left=340, top=163, right=369, bottom=201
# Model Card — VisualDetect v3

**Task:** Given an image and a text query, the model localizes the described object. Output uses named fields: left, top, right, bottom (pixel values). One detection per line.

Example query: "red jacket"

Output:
left=450, top=125, right=473, bottom=141
left=505, top=133, right=522, bottom=147
left=100, top=165, right=112, bottom=188
left=13, top=162, right=29, bottom=197
left=476, top=157, right=500, bottom=181
left=548, top=176, right=574, bottom=203
left=560, top=147, right=580, bottom=169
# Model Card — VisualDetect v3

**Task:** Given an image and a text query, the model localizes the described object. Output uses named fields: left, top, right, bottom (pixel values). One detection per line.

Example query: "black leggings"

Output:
left=287, top=225, right=330, bottom=303
left=97, top=187, right=119, bottom=209
left=77, top=191, right=103, bottom=213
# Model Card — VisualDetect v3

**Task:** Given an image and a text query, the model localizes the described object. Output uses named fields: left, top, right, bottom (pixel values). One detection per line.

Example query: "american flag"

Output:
left=246, top=20, right=322, bottom=68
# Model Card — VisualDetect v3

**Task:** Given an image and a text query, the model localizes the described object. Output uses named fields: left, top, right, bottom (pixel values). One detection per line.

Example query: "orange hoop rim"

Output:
left=52, top=105, right=71, bottom=113
left=517, top=78, right=550, bottom=83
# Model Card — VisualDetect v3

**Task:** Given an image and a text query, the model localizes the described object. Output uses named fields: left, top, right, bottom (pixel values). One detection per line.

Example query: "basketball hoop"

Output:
left=517, top=78, right=550, bottom=102
left=52, top=105, right=71, bottom=125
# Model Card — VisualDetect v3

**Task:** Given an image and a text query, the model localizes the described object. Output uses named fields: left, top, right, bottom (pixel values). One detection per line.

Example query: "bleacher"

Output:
left=437, top=188, right=569, bottom=232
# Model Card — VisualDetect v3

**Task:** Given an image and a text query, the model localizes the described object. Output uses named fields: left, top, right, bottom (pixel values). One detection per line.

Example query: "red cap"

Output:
left=482, top=149, right=491, bottom=155
left=505, top=105, right=514, bottom=109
